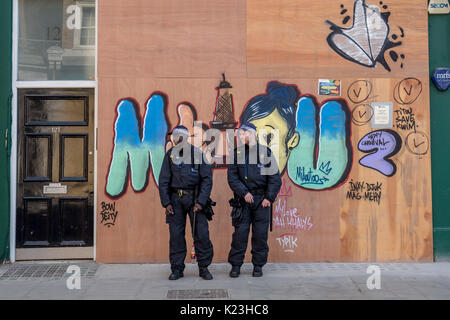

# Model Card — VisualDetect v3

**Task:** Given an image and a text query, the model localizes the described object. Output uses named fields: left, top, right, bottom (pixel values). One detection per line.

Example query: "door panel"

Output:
left=22, top=197, right=52, bottom=246
left=24, top=95, right=89, bottom=126
left=60, top=197, right=90, bottom=246
left=17, top=89, right=94, bottom=251
left=24, top=133, right=52, bottom=182
left=60, top=134, right=88, bottom=181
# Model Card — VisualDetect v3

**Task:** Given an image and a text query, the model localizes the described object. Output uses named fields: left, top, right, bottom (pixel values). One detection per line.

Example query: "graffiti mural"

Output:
left=358, top=129, right=402, bottom=176
left=346, top=179, right=383, bottom=205
left=241, top=82, right=352, bottom=191
left=352, top=104, right=374, bottom=126
left=272, top=179, right=313, bottom=253
left=393, top=78, right=423, bottom=105
left=100, top=201, right=119, bottom=227
left=273, top=199, right=313, bottom=232
left=105, top=81, right=353, bottom=198
left=405, top=131, right=429, bottom=156
left=394, top=107, right=416, bottom=131
left=276, top=234, right=299, bottom=253
left=240, top=82, right=301, bottom=174
left=286, top=95, right=352, bottom=190
left=326, top=0, right=405, bottom=71
left=347, top=80, right=373, bottom=104
left=106, top=94, right=169, bottom=198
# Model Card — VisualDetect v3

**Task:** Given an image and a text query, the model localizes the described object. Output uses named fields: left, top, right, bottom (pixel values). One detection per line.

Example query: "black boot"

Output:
left=229, top=266, right=240, bottom=278
left=252, top=266, right=263, bottom=277
left=199, top=267, right=213, bottom=280
left=168, top=270, right=184, bottom=280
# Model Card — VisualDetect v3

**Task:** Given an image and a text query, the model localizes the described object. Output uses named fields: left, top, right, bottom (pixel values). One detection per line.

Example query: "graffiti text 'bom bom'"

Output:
left=105, top=83, right=353, bottom=198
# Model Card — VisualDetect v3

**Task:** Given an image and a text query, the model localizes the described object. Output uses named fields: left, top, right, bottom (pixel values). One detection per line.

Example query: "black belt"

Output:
left=249, top=188, right=266, bottom=195
left=173, top=189, right=194, bottom=197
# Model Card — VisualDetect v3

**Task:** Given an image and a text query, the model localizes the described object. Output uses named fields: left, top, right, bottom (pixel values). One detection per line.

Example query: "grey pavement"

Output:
left=0, top=262, right=449, bottom=300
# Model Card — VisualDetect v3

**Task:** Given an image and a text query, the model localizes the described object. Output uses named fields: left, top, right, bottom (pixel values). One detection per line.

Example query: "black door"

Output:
left=17, top=89, right=94, bottom=248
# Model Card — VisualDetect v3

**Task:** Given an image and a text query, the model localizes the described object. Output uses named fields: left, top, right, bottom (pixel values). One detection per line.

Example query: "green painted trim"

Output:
left=433, top=229, right=450, bottom=260
left=430, top=14, right=450, bottom=261
left=0, top=0, right=12, bottom=263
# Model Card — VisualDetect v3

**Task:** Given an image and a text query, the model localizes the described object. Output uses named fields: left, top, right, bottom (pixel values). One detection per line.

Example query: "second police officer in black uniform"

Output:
left=158, top=125, right=214, bottom=281
left=227, top=123, right=282, bottom=278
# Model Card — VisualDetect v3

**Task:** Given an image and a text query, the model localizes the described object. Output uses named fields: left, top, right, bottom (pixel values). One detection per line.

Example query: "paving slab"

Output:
left=0, top=262, right=449, bottom=300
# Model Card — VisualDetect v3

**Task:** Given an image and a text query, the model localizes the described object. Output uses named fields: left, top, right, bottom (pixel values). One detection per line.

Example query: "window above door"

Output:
left=17, top=0, right=96, bottom=81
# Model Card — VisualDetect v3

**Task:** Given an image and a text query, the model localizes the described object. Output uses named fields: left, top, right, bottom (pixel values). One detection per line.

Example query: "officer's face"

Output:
left=238, top=129, right=252, bottom=145
left=172, top=133, right=188, bottom=146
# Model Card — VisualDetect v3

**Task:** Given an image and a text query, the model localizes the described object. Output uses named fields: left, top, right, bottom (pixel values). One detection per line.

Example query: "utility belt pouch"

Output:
left=229, top=196, right=245, bottom=227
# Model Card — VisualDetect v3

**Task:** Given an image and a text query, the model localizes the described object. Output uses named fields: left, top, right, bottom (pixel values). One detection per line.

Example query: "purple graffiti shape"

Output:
left=358, top=129, right=402, bottom=177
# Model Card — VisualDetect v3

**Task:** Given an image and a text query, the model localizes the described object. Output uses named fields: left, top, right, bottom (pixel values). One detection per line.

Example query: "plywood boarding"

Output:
left=247, top=0, right=429, bottom=79
left=98, top=0, right=247, bottom=78
left=96, top=0, right=432, bottom=263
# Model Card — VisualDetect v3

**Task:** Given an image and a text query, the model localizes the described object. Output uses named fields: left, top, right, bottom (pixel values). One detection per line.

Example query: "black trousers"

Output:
left=166, top=193, right=213, bottom=272
left=228, top=195, right=270, bottom=267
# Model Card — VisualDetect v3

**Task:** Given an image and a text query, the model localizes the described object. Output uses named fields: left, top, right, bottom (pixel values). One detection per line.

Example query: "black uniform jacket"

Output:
left=158, top=143, right=212, bottom=208
left=227, top=142, right=282, bottom=203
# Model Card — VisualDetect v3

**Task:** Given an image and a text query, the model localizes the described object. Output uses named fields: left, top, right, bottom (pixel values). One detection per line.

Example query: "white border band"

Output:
left=10, top=0, right=98, bottom=262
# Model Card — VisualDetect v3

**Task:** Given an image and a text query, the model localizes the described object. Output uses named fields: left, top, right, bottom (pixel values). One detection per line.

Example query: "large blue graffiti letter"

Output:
left=106, top=93, right=168, bottom=198
left=287, top=96, right=352, bottom=190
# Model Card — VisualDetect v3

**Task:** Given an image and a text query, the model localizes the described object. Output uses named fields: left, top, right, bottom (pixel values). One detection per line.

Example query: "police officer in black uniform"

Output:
left=159, top=126, right=214, bottom=280
left=227, top=123, right=282, bottom=278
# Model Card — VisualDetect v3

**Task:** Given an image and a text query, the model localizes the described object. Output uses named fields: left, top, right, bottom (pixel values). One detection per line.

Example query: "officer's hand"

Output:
left=165, top=204, right=174, bottom=216
left=193, top=203, right=202, bottom=213
left=244, top=193, right=254, bottom=204
left=261, top=199, right=271, bottom=208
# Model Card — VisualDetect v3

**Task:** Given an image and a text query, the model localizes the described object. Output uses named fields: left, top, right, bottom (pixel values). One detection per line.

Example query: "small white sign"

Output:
left=43, top=183, right=68, bottom=195
left=374, top=105, right=390, bottom=124
left=371, top=102, right=393, bottom=128
left=428, top=0, right=450, bottom=14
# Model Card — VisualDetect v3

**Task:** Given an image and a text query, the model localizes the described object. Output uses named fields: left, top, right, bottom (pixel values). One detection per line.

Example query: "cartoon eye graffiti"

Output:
left=264, top=133, right=274, bottom=145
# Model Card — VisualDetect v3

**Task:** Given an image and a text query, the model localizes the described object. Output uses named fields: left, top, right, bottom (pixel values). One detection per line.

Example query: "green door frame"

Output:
left=430, top=13, right=450, bottom=261
left=0, top=0, right=12, bottom=263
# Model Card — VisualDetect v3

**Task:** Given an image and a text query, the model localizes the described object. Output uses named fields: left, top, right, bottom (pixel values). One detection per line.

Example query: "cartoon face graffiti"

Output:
left=240, top=82, right=301, bottom=173
left=240, top=81, right=353, bottom=190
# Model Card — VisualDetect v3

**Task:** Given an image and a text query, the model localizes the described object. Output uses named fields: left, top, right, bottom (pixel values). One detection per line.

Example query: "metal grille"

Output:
left=0, top=263, right=98, bottom=280
left=167, top=289, right=229, bottom=300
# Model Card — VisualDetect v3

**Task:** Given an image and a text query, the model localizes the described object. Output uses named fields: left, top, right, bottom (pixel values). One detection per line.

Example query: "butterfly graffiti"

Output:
left=326, top=0, right=404, bottom=72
